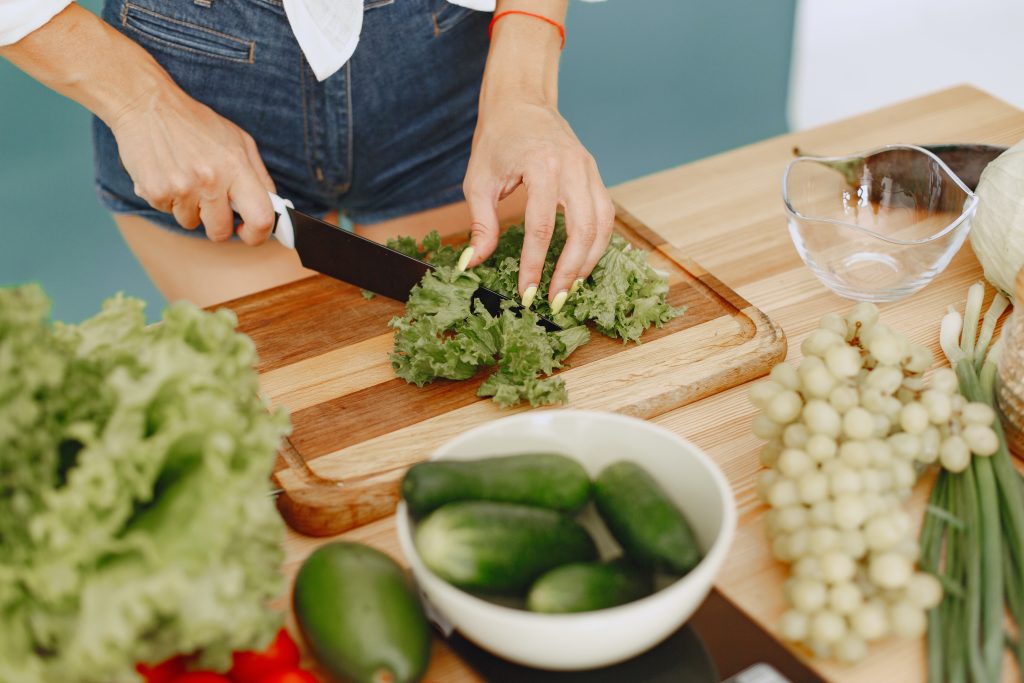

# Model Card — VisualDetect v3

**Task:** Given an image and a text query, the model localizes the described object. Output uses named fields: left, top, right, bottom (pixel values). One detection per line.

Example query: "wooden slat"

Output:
left=259, top=335, right=395, bottom=412
left=229, top=276, right=405, bottom=373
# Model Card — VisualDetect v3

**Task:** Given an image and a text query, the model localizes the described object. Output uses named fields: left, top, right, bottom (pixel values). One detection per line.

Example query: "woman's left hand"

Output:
left=461, top=96, right=615, bottom=312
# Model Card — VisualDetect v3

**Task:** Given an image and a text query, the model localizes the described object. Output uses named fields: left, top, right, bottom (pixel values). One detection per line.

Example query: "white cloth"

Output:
left=289, top=1, right=497, bottom=81
left=0, top=0, right=74, bottom=45
left=286, top=0, right=598, bottom=81
left=2, top=0, right=599, bottom=82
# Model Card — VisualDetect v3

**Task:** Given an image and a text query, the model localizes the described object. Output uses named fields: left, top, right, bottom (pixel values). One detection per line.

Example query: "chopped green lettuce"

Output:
left=478, top=372, right=568, bottom=409
left=0, top=286, right=290, bottom=683
left=386, top=215, right=681, bottom=407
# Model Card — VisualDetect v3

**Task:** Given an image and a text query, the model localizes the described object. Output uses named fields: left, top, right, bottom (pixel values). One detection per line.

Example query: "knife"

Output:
left=262, top=193, right=561, bottom=332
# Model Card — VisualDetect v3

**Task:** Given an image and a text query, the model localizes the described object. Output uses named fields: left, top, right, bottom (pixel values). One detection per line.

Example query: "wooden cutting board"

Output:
left=226, top=206, right=786, bottom=536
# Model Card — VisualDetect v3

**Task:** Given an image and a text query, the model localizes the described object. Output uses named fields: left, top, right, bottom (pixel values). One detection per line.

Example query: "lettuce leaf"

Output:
left=0, top=286, right=289, bottom=683
left=478, top=372, right=568, bottom=409
left=570, top=236, right=679, bottom=341
left=477, top=318, right=592, bottom=408
left=386, top=215, right=681, bottom=407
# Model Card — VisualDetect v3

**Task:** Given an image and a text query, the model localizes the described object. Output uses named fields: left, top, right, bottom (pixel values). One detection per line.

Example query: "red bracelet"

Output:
left=488, top=10, right=566, bottom=49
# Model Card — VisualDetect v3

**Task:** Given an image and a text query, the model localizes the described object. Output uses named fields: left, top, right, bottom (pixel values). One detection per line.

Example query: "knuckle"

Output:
left=134, top=182, right=159, bottom=203
left=541, top=155, right=561, bottom=176
left=176, top=215, right=200, bottom=230
left=531, top=154, right=560, bottom=178
left=193, top=164, right=218, bottom=187
left=462, top=177, right=490, bottom=201
left=575, top=221, right=598, bottom=245
left=571, top=150, right=592, bottom=169
left=530, top=220, right=556, bottom=242
left=166, top=173, right=192, bottom=196
left=248, top=209, right=275, bottom=235
left=237, top=230, right=261, bottom=246
left=469, top=221, right=492, bottom=242
left=148, top=188, right=173, bottom=206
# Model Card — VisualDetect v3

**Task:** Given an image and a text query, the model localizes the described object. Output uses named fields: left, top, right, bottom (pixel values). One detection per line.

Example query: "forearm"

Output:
left=0, top=3, right=177, bottom=127
left=481, top=0, right=567, bottom=109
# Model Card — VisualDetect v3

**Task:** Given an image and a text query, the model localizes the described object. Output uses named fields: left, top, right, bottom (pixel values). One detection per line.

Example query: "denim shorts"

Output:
left=92, top=0, right=489, bottom=235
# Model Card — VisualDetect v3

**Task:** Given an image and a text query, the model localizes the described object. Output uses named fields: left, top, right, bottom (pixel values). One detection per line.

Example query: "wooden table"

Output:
left=279, top=85, right=1024, bottom=682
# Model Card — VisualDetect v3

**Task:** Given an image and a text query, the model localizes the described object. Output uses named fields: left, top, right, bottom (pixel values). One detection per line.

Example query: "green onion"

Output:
left=961, top=283, right=985, bottom=361
left=923, top=475, right=948, bottom=683
left=922, top=282, right=1024, bottom=683
left=974, top=293, right=1010, bottom=370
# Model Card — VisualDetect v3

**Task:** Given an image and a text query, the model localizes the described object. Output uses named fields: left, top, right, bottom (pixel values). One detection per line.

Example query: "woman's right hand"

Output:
left=1, top=4, right=277, bottom=245
left=110, top=88, right=277, bottom=245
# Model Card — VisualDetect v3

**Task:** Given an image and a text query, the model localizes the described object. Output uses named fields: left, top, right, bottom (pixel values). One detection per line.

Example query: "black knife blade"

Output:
left=280, top=204, right=561, bottom=332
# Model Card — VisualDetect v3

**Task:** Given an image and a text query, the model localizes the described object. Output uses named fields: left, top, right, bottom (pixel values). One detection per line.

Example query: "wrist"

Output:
left=1, top=4, right=179, bottom=126
left=480, top=2, right=566, bottom=109
left=101, top=61, right=180, bottom=132
left=61, top=17, right=178, bottom=127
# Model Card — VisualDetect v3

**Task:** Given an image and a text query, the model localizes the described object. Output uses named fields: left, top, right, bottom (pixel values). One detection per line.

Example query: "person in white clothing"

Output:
left=0, top=0, right=613, bottom=314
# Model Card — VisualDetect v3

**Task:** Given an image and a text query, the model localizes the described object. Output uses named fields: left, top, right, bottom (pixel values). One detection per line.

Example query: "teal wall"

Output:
left=1, top=0, right=795, bottom=323
left=562, top=1, right=796, bottom=185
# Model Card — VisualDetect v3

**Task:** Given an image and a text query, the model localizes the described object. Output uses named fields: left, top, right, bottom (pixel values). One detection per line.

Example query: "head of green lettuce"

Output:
left=0, top=285, right=290, bottom=683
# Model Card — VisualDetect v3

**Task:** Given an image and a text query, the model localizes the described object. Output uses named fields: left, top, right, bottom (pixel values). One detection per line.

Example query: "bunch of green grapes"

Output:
left=749, top=302, right=998, bottom=662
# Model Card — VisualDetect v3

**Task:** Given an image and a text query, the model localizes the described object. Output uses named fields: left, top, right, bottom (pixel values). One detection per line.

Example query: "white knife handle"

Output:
left=268, top=192, right=295, bottom=249
left=229, top=192, right=295, bottom=249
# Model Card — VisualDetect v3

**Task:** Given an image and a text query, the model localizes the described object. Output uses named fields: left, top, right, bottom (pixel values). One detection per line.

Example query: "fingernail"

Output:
left=570, top=278, right=584, bottom=295
left=521, top=284, right=538, bottom=309
left=551, top=290, right=568, bottom=315
left=456, top=246, right=474, bottom=272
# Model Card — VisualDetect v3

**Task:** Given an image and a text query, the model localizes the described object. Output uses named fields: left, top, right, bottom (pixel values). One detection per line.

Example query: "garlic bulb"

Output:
left=970, top=139, right=1024, bottom=300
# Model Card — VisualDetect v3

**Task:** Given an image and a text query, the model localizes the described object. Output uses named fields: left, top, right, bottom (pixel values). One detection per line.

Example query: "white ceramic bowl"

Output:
left=395, top=409, right=737, bottom=671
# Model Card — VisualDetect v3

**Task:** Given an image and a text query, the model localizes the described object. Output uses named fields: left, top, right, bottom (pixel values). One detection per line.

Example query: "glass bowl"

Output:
left=783, top=144, right=978, bottom=302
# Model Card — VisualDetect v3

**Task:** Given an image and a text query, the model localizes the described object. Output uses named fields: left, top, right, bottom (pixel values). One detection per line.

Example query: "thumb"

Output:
left=461, top=187, right=501, bottom=271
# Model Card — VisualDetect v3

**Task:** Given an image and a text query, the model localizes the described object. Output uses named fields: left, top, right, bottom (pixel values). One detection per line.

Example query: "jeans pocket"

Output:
left=120, top=2, right=254, bottom=63
left=432, top=1, right=477, bottom=34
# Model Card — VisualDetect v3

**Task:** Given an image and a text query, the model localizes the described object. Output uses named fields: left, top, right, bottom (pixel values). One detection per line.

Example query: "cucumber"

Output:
left=526, top=562, right=653, bottom=613
left=594, top=461, right=702, bottom=574
left=415, top=501, right=597, bottom=593
left=401, top=453, right=591, bottom=517
left=293, top=542, right=430, bottom=683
